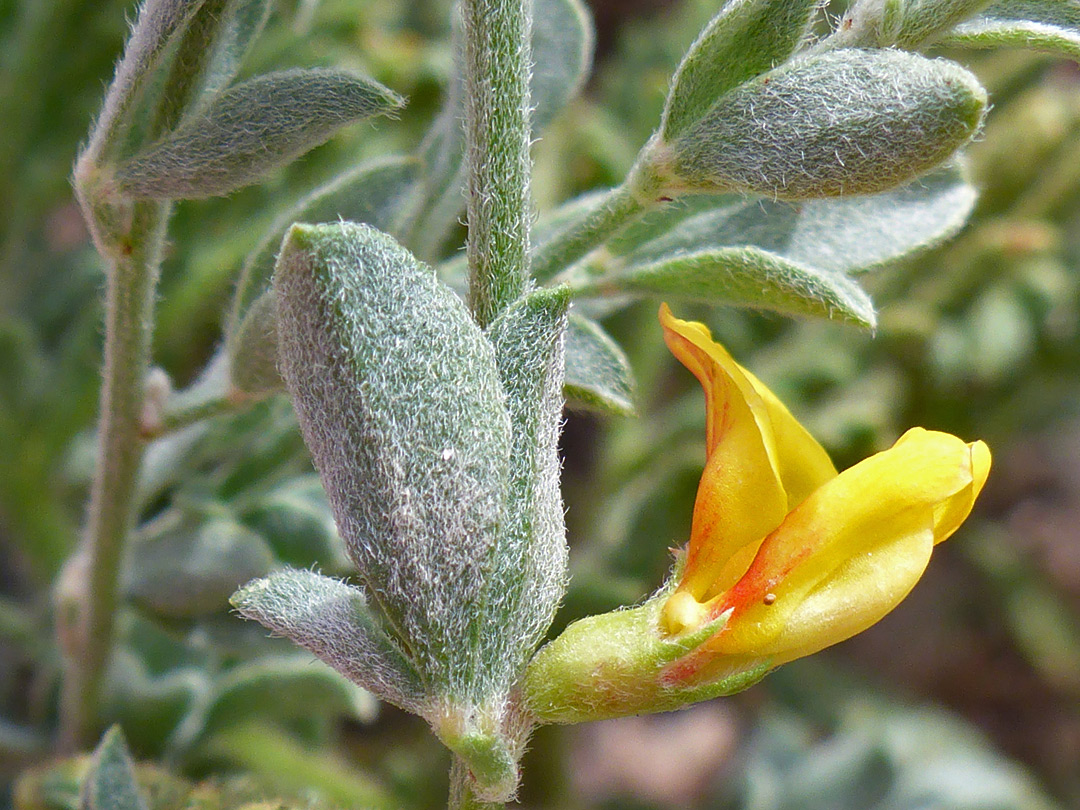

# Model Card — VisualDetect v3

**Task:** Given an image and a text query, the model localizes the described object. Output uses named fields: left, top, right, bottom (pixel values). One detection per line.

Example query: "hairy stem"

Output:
left=530, top=182, right=649, bottom=283
left=56, top=194, right=169, bottom=750
left=460, top=0, right=533, bottom=327
left=448, top=757, right=506, bottom=810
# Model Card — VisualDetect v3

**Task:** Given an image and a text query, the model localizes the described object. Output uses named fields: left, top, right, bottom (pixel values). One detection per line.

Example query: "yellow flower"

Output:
left=657, top=304, right=991, bottom=673
left=520, top=306, right=991, bottom=724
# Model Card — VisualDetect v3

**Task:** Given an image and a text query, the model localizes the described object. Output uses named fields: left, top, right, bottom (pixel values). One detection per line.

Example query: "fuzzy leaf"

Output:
left=403, top=0, right=593, bottom=256
left=228, top=156, right=420, bottom=335
left=231, top=568, right=424, bottom=711
left=531, top=0, right=594, bottom=133
left=940, top=0, right=1080, bottom=60
left=831, top=0, right=993, bottom=48
left=273, top=222, right=511, bottom=699
left=662, top=0, right=820, bottom=139
left=666, top=49, right=986, bottom=199
left=479, top=289, right=569, bottom=693
left=85, top=0, right=209, bottom=161
left=582, top=247, right=876, bottom=327
left=229, top=290, right=283, bottom=397
left=564, top=315, right=635, bottom=415
left=81, top=728, right=146, bottom=810
left=610, top=164, right=976, bottom=276
left=894, top=0, right=995, bottom=46
left=150, top=0, right=274, bottom=132
left=191, top=0, right=273, bottom=102
left=129, top=518, right=275, bottom=618
left=203, top=655, right=378, bottom=735
left=242, top=475, right=349, bottom=571
left=115, top=69, right=404, bottom=199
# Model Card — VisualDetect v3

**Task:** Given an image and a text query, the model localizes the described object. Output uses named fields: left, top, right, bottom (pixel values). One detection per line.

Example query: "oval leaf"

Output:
left=940, top=0, right=1080, bottom=60
left=231, top=568, right=424, bottom=712
left=667, top=49, right=987, bottom=199
left=579, top=247, right=876, bottom=327
left=564, top=315, right=636, bottom=415
left=115, top=69, right=404, bottom=199
left=662, top=0, right=820, bottom=139
left=273, top=222, right=511, bottom=699
left=609, top=164, right=976, bottom=276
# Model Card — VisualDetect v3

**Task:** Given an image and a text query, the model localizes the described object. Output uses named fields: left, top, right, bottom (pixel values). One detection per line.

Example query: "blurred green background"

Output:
left=1, top=1, right=1079, bottom=808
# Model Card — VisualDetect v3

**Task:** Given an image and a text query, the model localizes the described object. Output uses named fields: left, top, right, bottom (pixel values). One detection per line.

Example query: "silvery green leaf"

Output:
left=894, top=0, right=995, bottom=46
left=611, top=164, right=975, bottom=276
left=129, top=518, right=275, bottom=618
left=228, top=156, right=420, bottom=335
left=403, top=0, right=593, bottom=257
left=830, top=0, right=993, bottom=48
left=564, top=315, right=635, bottom=416
left=242, top=475, right=349, bottom=571
left=531, top=0, right=594, bottom=133
left=581, top=247, right=876, bottom=327
left=189, top=0, right=273, bottom=103
left=666, top=49, right=987, bottom=200
left=115, top=69, right=404, bottom=199
left=662, top=0, right=820, bottom=139
left=228, top=289, right=282, bottom=397
left=939, top=0, right=1080, bottom=60
left=231, top=568, right=424, bottom=712
left=81, top=728, right=145, bottom=810
left=203, top=655, right=378, bottom=735
left=273, top=222, right=511, bottom=700
left=149, top=0, right=274, bottom=134
left=85, top=0, right=209, bottom=161
left=481, top=289, right=569, bottom=692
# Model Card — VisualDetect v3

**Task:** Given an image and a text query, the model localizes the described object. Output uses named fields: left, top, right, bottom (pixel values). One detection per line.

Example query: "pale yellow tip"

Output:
left=661, top=591, right=709, bottom=635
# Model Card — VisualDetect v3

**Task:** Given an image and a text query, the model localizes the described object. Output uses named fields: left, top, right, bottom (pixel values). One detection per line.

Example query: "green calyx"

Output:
left=519, top=590, right=770, bottom=725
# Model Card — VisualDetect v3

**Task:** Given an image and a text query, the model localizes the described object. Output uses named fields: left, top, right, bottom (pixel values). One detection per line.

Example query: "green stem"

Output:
left=460, top=0, right=533, bottom=327
left=57, top=197, right=169, bottom=751
left=448, top=757, right=505, bottom=810
left=530, top=176, right=654, bottom=285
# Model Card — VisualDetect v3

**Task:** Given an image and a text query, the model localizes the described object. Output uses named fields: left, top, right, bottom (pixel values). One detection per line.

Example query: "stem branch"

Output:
left=56, top=196, right=168, bottom=750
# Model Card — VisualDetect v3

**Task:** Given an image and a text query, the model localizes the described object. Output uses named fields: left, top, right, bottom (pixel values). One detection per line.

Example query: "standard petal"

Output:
left=739, top=363, right=837, bottom=506
left=660, top=305, right=787, bottom=600
left=709, top=428, right=981, bottom=657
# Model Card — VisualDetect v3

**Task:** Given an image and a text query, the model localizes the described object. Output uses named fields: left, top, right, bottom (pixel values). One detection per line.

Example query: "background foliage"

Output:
left=1, top=0, right=1079, bottom=808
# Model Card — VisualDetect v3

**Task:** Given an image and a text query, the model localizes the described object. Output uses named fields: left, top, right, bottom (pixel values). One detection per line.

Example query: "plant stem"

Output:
left=530, top=182, right=649, bottom=283
left=448, top=757, right=505, bottom=810
left=57, top=197, right=169, bottom=751
left=460, top=0, right=533, bottom=327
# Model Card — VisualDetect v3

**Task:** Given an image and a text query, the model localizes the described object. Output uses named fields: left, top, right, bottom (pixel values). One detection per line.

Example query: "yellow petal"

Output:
left=708, top=428, right=984, bottom=659
left=659, top=305, right=837, bottom=601
left=895, top=429, right=991, bottom=543
left=660, top=305, right=787, bottom=599
left=739, top=363, right=838, bottom=506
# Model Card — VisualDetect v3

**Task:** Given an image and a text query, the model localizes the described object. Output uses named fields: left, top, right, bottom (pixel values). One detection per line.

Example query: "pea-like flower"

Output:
left=656, top=304, right=990, bottom=682
left=522, top=306, right=990, bottom=724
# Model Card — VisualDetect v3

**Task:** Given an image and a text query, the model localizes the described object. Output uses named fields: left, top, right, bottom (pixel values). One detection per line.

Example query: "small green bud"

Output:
left=272, top=222, right=512, bottom=700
